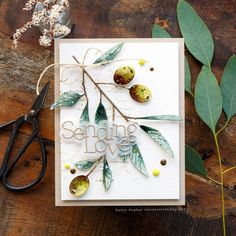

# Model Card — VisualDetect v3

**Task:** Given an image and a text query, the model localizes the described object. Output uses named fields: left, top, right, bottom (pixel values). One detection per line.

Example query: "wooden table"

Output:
left=0, top=0, right=236, bottom=235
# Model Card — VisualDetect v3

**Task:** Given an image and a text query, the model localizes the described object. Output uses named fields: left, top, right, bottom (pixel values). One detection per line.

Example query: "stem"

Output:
left=217, top=119, right=230, bottom=136
left=73, top=56, right=129, bottom=122
left=207, top=176, right=222, bottom=186
left=97, top=82, right=129, bottom=90
left=213, top=133, right=226, bottom=236
left=223, top=165, right=236, bottom=175
left=86, top=156, right=104, bottom=177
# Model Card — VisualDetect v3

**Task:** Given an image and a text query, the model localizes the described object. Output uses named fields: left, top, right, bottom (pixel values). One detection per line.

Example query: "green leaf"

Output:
left=80, top=102, right=90, bottom=123
left=103, top=158, right=112, bottom=191
left=220, top=55, right=236, bottom=120
left=134, top=115, right=181, bottom=121
left=119, top=153, right=129, bottom=163
left=151, top=24, right=192, bottom=95
left=195, top=66, right=222, bottom=133
left=93, top=42, right=124, bottom=64
left=177, top=0, right=214, bottom=67
left=185, top=57, right=193, bottom=95
left=95, top=101, right=108, bottom=124
left=140, top=125, right=174, bottom=157
left=152, top=25, right=171, bottom=38
left=185, top=144, right=207, bottom=177
left=75, top=160, right=96, bottom=170
left=129, top=144, right=148, bottom=176
left=50, top=91, right=83, bottom=110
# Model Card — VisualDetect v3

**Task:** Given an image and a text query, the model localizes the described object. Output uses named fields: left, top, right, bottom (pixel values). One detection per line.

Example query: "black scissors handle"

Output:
left=0, top=116, right=47, bottom=191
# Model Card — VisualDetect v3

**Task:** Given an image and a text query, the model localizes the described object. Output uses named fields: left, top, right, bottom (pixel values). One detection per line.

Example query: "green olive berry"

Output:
left=129, top=84, right=152, bottom=103
left=114, top=66, right=135, bottom=85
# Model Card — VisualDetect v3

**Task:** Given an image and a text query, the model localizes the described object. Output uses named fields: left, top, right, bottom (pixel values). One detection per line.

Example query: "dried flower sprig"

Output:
left=13, top=0, right=71, bottom=48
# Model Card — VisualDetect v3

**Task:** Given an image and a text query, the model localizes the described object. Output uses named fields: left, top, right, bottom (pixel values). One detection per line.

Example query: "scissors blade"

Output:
left=31, top=82, right=50, bottom=113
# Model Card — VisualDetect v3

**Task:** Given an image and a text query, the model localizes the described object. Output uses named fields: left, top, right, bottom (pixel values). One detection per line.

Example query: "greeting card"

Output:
left=54, top=39, right=185, bottom=206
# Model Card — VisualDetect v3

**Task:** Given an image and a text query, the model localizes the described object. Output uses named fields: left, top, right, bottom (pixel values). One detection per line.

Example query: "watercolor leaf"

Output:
left=129, top=144, right=148, bottom=176
left=140, top=125, right=174, bottom=157
left=177, top=0, right=214, bottom=67
left=134, top=115, right=181, bottom=121
left=93, top=42, right=124, bottom=64
left=185, top=144, right=208, bottom=177
left=152, top=25, right=171, bottom=38
left=119, top=153, right=129, bottom=163
left=80, top=102, right=90, bottom=123
left=50, top=91, right=83, bottom=110
left=95, top=101, right=108, bottom=124
left=103, top=158, right=112, bottom=191
left=152, top=24, right=193, bottom=95
left=220, top=55, right=236, bottom=120
left=195, top=66, right=222, bottom=133
left=75, top=160, right=96, bottom=170
left=185, top=57, right=193, bottom=95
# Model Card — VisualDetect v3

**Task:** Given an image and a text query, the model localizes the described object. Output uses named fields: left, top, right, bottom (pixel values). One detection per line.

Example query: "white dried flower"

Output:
left=39, top=31, right=52, bottom=47
left=53, top=23, right=71, bottom=37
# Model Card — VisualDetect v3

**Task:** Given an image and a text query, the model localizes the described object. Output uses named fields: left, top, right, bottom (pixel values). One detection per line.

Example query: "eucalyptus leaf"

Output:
left=151, top=24, right=192, bottom=95
left=95, top=101, right=108, bottom=124
left=93, top=42, right=124, bottom=64
left=152, top=25, right=171, bottom=38
left=75, top=160, right=96, bottom=170
left=134, top=115, right=181, bottom=121
left=177, top=0, right=214, bottom=67
left=50, top=91, right=83, bottom=110
left=103, top=158, right=112, bottom=191
left=129, top=144, right=148, bottom=176
left=220, top=55, right=236, bottom=120
left=80, top=102, right=90, bottom=123
left=140, top=125, right=174, bottom=157
left=195, top=66, right=222, bottom=133
left=185, top=57, right=193, bottom=95
left=185, top=144, right=207, bottom=177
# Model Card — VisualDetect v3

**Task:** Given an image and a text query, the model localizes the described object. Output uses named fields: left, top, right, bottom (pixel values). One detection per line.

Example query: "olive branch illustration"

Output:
left=50, top=42, right=182, bottom=195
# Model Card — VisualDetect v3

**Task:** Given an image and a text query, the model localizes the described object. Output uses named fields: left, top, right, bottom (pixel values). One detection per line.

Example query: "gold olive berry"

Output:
left=114, top=66, right=135, bottom=85
left=129, top=84, right=152, bottom=103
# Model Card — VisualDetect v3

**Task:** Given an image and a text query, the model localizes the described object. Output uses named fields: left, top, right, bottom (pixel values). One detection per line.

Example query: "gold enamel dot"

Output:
left=152, top=169, right=160, bottom=177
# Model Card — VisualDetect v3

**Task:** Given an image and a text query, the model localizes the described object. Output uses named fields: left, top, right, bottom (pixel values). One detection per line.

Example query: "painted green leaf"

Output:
left=95, top=101, right=108, bottom=124
left=185, top=144, right=207, bottom=177
left=119, top=153, right=129, bottom=163
left=103, top=158, right=112, bottom=191
left=151, top=24, right=192, bottom=95
left=220, top=55, right=236, bottom=120
left=129, top=144, right=148, bottom=176
left=177, top=0, right=214, bottom=67
left=93, top=42, right=124, bottom=64
left=140, top=125, right=174, bottom=157
left=152, top=25, right=171, bottom=38
left=185, top=57, right=193, bottom=95
left=50, top=91, right=82, bottom=110
left=75, top=160, right=96, bottom=170
left=80, top=102, right=90, bottom=123
left=134, top=115, right=181, bottom=121
left=195, top=66, right=222, bottom=133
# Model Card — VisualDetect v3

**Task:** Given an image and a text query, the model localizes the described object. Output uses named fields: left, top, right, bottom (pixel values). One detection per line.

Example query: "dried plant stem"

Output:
left=206, top=176, right=222, bottom=186
left=73, top=56, right=129, bottom=122
left=213, top=133, right=226, bottom=236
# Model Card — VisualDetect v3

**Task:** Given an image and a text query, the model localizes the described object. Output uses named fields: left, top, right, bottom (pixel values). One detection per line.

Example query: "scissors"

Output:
left=0, top=82, right=50, bottom=191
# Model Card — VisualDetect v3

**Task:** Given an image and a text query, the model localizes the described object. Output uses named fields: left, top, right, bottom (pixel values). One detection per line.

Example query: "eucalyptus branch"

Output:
left=213, top=133, right=226, bottom=236
left=216, top=119, right=230, bottom=136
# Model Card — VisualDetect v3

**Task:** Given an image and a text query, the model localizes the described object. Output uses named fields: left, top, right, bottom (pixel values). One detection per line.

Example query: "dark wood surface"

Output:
left=0, top=0, right=236, bottom=235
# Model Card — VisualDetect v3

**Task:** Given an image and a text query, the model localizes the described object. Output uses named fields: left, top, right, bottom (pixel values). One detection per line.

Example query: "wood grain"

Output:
left=0, top=0, right=236, bottom=235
